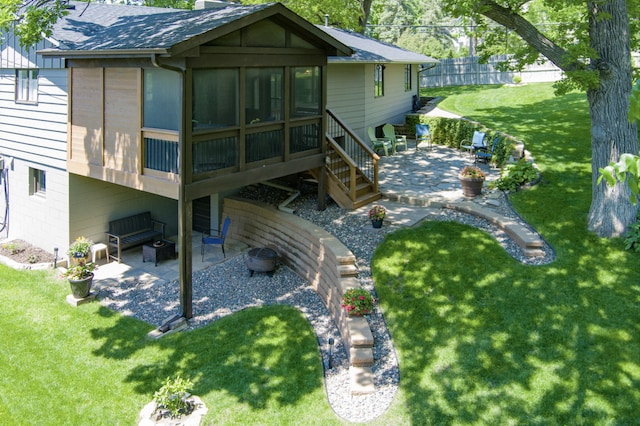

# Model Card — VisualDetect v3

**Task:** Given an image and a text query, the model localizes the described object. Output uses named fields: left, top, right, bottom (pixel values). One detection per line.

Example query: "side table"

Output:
left=142, top=240, right=176, bottom=266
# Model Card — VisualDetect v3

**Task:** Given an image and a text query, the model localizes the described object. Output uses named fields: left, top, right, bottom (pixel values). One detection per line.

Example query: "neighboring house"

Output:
left=319, top=25, right=438, bottom=140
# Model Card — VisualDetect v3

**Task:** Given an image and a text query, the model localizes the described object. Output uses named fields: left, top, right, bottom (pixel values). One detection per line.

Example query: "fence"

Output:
left=420, top=54, right=563, bottom=87
left=421, top=53, right=640, bottom=88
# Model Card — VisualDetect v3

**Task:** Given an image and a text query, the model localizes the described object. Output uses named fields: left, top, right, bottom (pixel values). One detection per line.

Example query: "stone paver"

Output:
left=351, top=139, right=545, bottom=256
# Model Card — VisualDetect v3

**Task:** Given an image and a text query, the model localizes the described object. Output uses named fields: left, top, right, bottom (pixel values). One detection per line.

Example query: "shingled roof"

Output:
left=318, top=25, right=438, bottom=65
left=40, top=1, right=351, bottom=58
left=49, top=1, right=261, bottom=51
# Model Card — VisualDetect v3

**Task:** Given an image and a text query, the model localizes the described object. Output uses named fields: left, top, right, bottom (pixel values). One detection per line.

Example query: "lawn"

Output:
left=0, top=267, right=343, bottom=425
left=2, top=83, right=638, bottom=425
left=371, top=83, right=640, bottom=423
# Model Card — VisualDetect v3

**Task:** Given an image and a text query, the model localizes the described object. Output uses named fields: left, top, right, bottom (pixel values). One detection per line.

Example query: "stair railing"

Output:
left=326, top=109, right=379, bottom=193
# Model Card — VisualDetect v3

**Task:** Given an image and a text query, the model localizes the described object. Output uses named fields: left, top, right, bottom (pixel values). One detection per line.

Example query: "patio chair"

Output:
left=475, top=136, right=500, bottom=164
left=415, top=123, right=432, bottom=151
left=382, top=123, right=408, bottom=153
left=367, top=127, right=393, bottom=156
left=460, top=130, right=486, bottom=159
left=201, top=216, right=231, bottom=261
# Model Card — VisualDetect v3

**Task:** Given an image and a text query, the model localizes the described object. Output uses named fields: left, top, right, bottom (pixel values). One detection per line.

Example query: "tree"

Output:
left=239, top=0, right=372, bottom=31
left=369, top=0, right=462, bottom=57
left=0, top=0, right=70, bottom=47
left=599, top=80, right=640, bottom=205
left=442, top=0, right=640, bottom=237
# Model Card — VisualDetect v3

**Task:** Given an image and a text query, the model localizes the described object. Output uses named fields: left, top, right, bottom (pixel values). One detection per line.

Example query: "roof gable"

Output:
left=41, top=2, right=351, bottom=58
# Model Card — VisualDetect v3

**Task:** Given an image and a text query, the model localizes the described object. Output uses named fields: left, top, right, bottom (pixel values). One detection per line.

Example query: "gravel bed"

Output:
left=95, top=182, right=555, bottom=424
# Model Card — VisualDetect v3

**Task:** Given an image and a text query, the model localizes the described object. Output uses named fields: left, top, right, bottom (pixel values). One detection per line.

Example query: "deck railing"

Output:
left=143, top=120, right=322, bottom=177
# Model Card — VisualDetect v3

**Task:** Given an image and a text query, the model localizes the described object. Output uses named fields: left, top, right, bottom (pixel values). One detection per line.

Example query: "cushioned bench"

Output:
left=106, top=212, right=165, bottom=263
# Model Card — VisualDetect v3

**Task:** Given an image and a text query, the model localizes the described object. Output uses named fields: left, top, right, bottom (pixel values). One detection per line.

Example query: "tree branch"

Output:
left=478, top=0, right=577, bottom=72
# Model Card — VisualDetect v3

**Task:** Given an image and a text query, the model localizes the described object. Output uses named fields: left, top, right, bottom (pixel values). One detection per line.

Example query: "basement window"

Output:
left=29, top=168, right=46, bottom=196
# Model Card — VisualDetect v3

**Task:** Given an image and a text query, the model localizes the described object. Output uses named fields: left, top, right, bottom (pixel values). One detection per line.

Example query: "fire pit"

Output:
left=245, top=247, right=278, bottom=277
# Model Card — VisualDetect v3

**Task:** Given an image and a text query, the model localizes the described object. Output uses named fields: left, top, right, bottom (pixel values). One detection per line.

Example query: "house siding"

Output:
left=68, top=175, right=178, bottom=247
left=328, top=62, right=418, bottom=142
left=327, top=63, right=367, bottom=137
left=364, top=63, right=415, bottom=132
left=0, top=68, right=69, bottom=254
left=0, top=33, right=65, bottom=69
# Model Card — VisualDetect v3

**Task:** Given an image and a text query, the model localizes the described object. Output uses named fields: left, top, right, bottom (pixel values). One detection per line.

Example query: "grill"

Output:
left=245, top=247, right=278, bottom=277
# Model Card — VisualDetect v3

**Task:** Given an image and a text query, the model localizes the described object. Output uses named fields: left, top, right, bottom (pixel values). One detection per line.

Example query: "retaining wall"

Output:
left=223, top=196, right=375, bottom=394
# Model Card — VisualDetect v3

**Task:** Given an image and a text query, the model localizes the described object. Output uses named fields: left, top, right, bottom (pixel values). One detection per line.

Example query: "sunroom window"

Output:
left=245, top=68, right=283, bottom=124
left=291, top=66, right=321, bottom=118
left=193, top=69, right=239, bottom=130
left=143, top=68, right=180, bottom=131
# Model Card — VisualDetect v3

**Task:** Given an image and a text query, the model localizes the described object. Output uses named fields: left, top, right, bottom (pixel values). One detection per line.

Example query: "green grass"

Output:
left=0, top=267, right=342, bottom=425
left=3, top=83, right=639, bottom=425
left=371, top=83, right=640, bottom=423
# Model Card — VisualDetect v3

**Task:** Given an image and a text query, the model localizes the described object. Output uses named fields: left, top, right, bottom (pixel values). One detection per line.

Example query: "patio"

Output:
left=92, top=141, right=524, bottom=287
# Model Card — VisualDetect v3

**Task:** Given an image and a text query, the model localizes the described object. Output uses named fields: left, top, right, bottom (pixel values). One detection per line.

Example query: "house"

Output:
left=0, top=0, right=435, bottom=317
left=319, top=25, right=437, bottom=140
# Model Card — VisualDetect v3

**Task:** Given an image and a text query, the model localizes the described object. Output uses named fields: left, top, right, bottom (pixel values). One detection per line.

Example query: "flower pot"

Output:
left=70, top=253, right=89, bottom=266
left=68, top=273, right=94, bottom=299
left=371, top=219, right=383, bottom=228
left=459, top=176, right=484, bottom=197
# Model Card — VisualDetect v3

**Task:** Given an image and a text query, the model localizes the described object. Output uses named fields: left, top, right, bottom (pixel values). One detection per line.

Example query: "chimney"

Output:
left=324, top=14, right=329, bottom=27
left=195, top=0, right=227, bottom=10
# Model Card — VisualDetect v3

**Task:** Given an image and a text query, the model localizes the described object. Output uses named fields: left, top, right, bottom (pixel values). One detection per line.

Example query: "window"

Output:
left=404, top=64, right=412, bottom=91
left=143, top=69, right=180, bottom=131
left=29, top=168, right=46, bottom=196
left=16, top=69, right=38, bottom=103
left=374, top=64, right=384, bottom=98
left=245, top=68, right=283, bottom=124
left=193, top=69, right=239, bottom=130
left=291, top=66, right=321, bottom=118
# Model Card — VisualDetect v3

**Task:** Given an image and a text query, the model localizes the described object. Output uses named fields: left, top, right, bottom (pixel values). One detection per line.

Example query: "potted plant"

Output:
left=459, top=165, right=486, bottom=197
left=68, top=236, right=93, bottom=264
left=340, top=288, right=375, bottom=316
left=368, top=205, right=386, bottom=228
left=63, top=258, right=96, bottom=299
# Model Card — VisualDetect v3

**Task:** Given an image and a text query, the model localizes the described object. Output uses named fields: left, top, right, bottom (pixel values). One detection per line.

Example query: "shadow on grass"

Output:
left=90, top=305, right=323, bottom=410
left=373, top=221, right=640, bottom=424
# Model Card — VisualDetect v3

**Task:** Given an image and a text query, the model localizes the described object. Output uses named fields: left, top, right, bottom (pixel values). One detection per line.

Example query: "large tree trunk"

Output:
left=586, top=0, right=639, bottom=237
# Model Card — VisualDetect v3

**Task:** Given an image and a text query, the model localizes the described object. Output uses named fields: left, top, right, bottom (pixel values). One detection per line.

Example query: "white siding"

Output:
left=327, top=63, right=367, bottom=138
left=0, top=31, right=65, bottom=69
left=363, top=63, right=415, bottom=131
left=0, top=64, right=69, bottom=254
left=4, top=158, right=69, bottom=256
left=68, top=176, right=178, bottom=250
left=327, top=62, right=418, bottom=141
left=0, top=69, right=68, bottom=170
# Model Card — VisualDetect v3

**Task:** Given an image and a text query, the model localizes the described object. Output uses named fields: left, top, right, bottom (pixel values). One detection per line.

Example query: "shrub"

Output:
left=623, top=212, right=640, bottom=252
left=153, top=376, right=194, bottom=419
left=494, top=159, right=539, bottom=191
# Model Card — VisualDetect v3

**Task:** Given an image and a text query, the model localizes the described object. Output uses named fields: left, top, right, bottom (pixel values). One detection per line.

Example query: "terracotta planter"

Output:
left=68, top=273, right=94, bottom=299
left=459, top=176, right=484, bottom=197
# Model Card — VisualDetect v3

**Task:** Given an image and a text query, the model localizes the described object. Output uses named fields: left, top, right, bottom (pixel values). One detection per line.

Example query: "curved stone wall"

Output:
left=222, top=197, right=375, bottom=394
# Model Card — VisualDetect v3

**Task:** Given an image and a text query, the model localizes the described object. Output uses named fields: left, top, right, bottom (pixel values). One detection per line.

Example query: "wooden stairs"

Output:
left=317, top=109, right=382, bottom=209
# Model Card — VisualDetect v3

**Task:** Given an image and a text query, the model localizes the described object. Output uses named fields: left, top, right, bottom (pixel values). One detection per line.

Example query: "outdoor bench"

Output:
left=106, top=211, right=165, bottom=263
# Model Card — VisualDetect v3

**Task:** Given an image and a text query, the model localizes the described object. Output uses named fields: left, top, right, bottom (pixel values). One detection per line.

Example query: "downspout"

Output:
left=261, top=181, right=300, bottom=214
left=151, top=54, right=193, bottom=322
